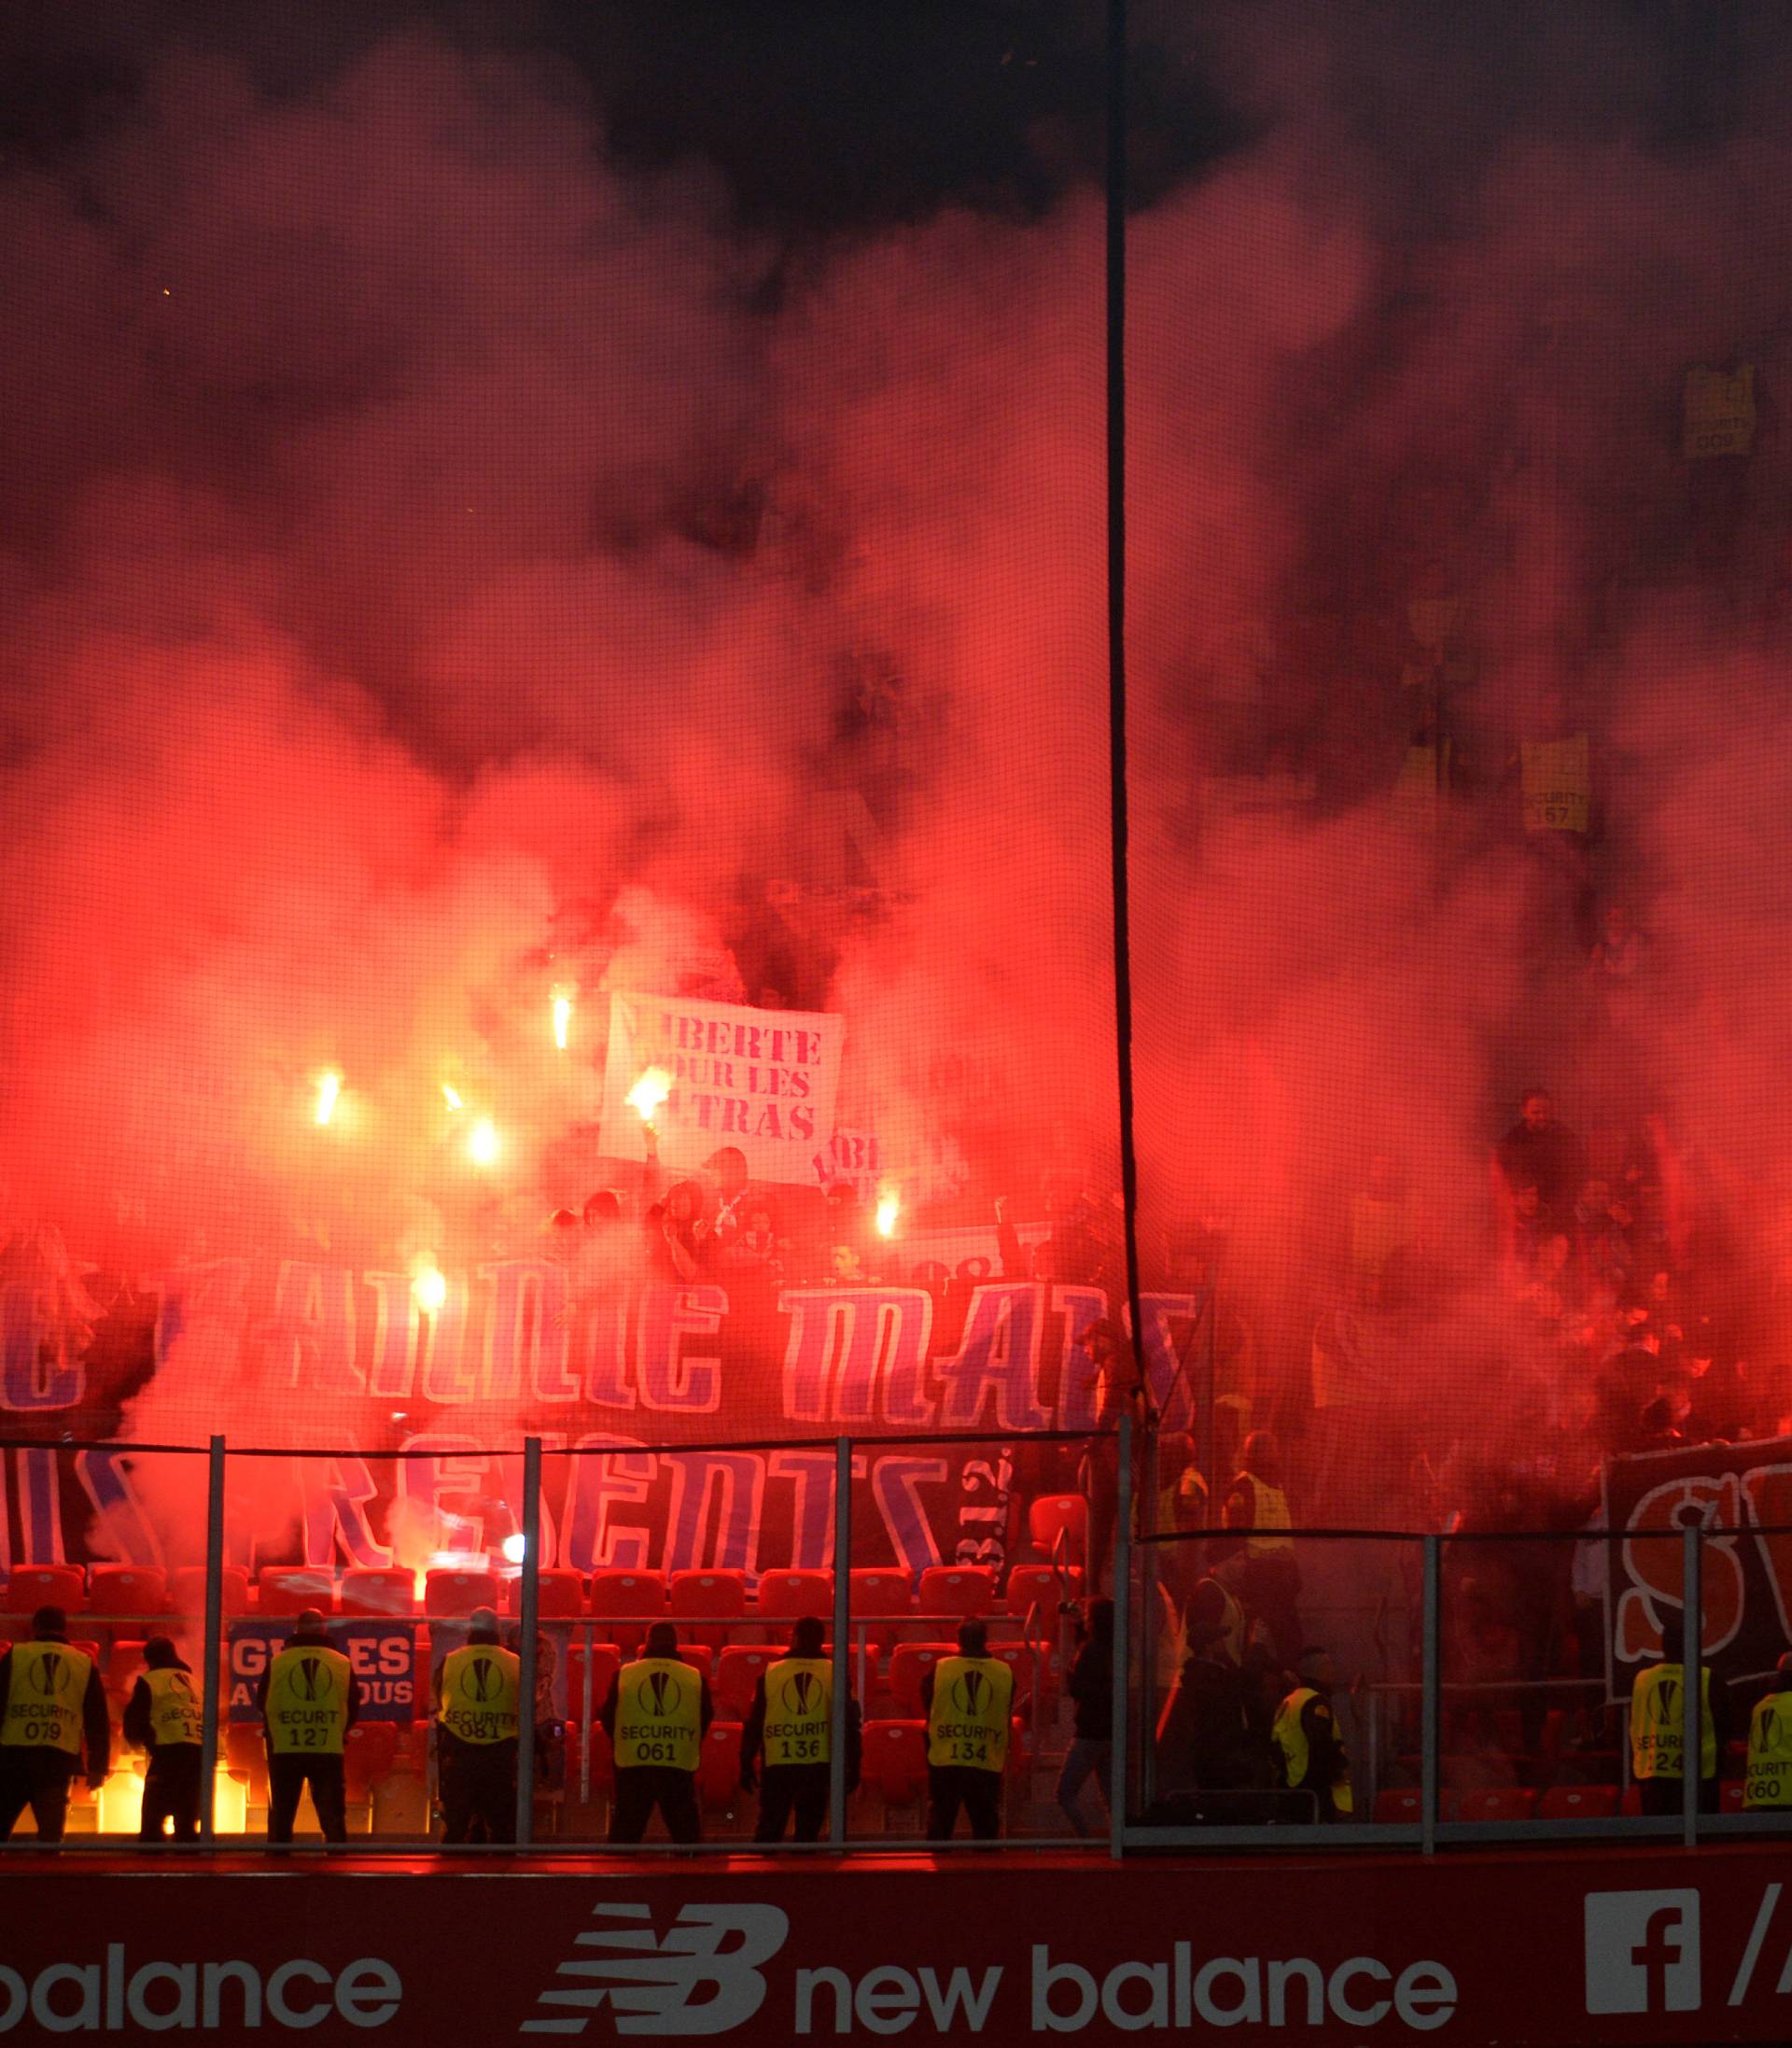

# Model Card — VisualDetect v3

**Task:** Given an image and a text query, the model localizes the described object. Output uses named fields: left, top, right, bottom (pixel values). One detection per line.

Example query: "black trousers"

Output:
left=610, top=1765, right=702, bottom=1845
left=440, top=1739, right=517, bottom=1845
left=926, top=1765, right=1002, bottom=1842
left=755, top=1764, right=830, bottom=1844
left=1638, top=1775, right=1718, bottom=1817
left=142, top=1746, right=203, bottom=1842
left=0, top=1752, right=78, bottom=1845
left=267, top=1752, right=348, bottom=1844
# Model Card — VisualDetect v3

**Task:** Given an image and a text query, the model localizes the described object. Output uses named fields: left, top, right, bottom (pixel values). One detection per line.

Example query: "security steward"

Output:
left=919, top=1619, right=1015, bottom=1841
left=434, top=1606, right=520, bottom=1845
left=1630, top=1617, right=1722, bottom=1817
left=1272, top=1647, right=1353, bottom=1821
left=122, top=1636, right=203, bottom=1842
left=1745, top=1653, right=1792, bottom=1813
left=599, top=1620, right=714, bottom=1845
left=739, top=1615, right=862, bottom=1844
left=256, top=1607, right=360, bottom=1845
left=0, top=1606, right=109, bottom=1844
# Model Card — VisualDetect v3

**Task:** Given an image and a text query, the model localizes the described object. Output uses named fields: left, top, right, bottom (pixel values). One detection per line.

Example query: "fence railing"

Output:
left=1, top=1419, right=1786, bottom=1853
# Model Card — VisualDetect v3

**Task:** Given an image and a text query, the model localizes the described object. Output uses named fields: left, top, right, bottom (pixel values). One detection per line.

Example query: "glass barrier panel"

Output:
left=1128, top=1531, right=1421, bottom=1833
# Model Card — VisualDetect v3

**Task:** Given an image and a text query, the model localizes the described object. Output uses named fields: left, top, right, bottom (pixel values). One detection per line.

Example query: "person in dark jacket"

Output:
left=0, top=1606, right=110, bottom=1844
left=738, top=1616, right=862, bottom=1843
left=1056, top=1599, right=1113, bottom=1835
left=122, top=1636, right=203, bottom=1843
left=598, top=1620, right=715, bottom=1844
left=1155, top=1602, right=1265, bottom=1796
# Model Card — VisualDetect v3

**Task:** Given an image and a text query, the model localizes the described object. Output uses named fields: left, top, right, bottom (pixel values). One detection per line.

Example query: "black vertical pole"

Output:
left=1106, top=0, right=1148, bottom=1473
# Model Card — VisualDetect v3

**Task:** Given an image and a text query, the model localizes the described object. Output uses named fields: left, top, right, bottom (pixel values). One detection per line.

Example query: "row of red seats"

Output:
left=3, top=1561, right=1081, bottom=1624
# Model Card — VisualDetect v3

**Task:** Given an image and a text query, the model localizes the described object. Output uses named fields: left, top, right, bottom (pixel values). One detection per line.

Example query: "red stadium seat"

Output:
left=1620, top=1785, right=1642, bottom=1817
left=172, top=1565, right=250, bottom=1619
left=589, top=1570, right=666, bottom=1619
left=989, top=1639, right=1057, bottom=1705
left=343, top=1723, right=398, bottom=1800
left=1721, top=1780, right=1747, bottom=1814
left=565, top=1643, right=623, bottom=1720
left=425, top=1568, right=500, bottom=1619
left=588, top=1571, right=665, bottom=1655
left=105, top=1640, right=148, bottom=1698
left=862, top=1720, right=929, bottom=1805
left=917, top=1566, right=996, bottom=1619
left=1028, top=1496, right=1089, bottom=1572
left=1537, top=1785, right=1619, bottom=1820
left=670, top=1570, right=748, bottom=1652
left=88, top=1565, right=170, bottom=1619
left=3, top=1565, right=85, bottom=1616
left=1454, top=1787, right=1536, bottom=1824
left=757, top=1571, right=834, bottom=1621
left=848, top=1569, right=912, bottom=1619
left=1374, top=1788, right=1428, bottom=1825
left=887, top=1644, right=955, bottom=1718
left=258, top=1567, right=335, bottom=1616
left=504, top=1569, right=586, bottom=1619
left=717, top=1647, right=777, bottom=1721
left=675, top=1644, right=715, bottom=1690
left=699, top=1723, right=745, bottom=1809
left=340, top=1568, right=416, bottom=1618
left=1003, top=1564, right=1081, bottom=1618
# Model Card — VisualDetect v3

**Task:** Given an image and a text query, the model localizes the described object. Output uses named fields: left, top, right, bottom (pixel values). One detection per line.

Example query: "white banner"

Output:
left=600, top=990, right=843, bottom=1186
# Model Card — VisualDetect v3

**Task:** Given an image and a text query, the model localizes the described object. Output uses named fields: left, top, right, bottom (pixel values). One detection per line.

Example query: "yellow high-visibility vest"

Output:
left=437, top=1644, right=520, bottom=1745
left=762, top=1658, right=832, bottom=1767
left=1630, top=1662, right=1716, bottom=1780
left=1520, top=736, right=1590, bottom=835
left=614, top=1657, right=701, bottom=1772
left=1683, top=364, right=1757, bottom=458
left=1, top=1641, right=92, bottom=1755
left=926, top=1656, right=1013, bottom=1772
left=263, top=1643, right=352, bottom=1757
left=145, top=1666, right=203, bottom=1748
left=1242, top=1476, right=1295, bottom=1557
left=1745, top=1690, right=1792, bottom=1809
left=1272, top=1685, right=1354, bottom=1815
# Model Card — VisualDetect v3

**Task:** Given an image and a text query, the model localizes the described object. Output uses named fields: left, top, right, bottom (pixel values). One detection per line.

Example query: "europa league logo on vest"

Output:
left=781, top=1671, right=819, bottom=1717
left=460, top=1655, right=500, bottom=1703
left=294, top=1655, right=336, bottom=1703
left=29, top=1652, right=70, bottom=1697
left=951, top=1669, right=987, bottom=1717
left=646, top=1669, right=684, bottom=1718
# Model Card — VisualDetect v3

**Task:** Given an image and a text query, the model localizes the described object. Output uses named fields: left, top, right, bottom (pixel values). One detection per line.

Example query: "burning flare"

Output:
left=468, top=1117, right=500, bottom=1166
left=625, top=1066, right=673, bottom=1122
left=411, top=1263, right=448, bottom=1315
left=313, top=1071, right=342, bottom=1127
left=552, top=989, right=572, bottom=1051
left=875, top=1188, right=901, bottom=1238
left=441, top=1082, right=463, bottom=1112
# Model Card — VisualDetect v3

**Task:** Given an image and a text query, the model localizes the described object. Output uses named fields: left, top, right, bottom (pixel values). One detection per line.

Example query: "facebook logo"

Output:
left=1585, top=1890, right=1701, bottom=2013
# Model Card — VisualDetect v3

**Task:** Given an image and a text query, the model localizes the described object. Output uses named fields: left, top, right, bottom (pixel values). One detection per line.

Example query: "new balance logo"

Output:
left=521, top=1903, right=789, bottom=2036
left=1585, top=1890, right=1701, bottom=2013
